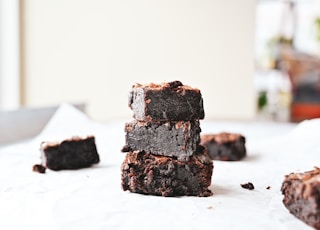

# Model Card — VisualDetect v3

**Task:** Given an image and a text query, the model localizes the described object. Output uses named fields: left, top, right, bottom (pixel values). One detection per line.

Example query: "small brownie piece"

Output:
left=121, top=146, right=213, bottom=197
left=128, top=81, right=205, bottom=121
left=281, top=167, right=320, bottom=229
left=32, top=164, right=46, bottom=174
left=121, top=120, right=201, bottom=160
left=200, top=132, right=246, bottom=161
left=39, top=136, right=100, bottom=171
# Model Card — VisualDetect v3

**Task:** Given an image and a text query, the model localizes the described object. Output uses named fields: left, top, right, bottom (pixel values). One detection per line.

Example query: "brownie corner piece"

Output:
left=200, top=132, right=246, bottom=161
left=281, top=167, right=320, bottom=229
left=128, top=81, right=205, bottom=121
left=121, top=147, right=213, bottom=197
left=40, top=136, right=100, bottom=171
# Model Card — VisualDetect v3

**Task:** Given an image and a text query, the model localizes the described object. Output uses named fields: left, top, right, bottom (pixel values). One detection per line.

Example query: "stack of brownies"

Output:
left=121, top=81, right=213, bottom=197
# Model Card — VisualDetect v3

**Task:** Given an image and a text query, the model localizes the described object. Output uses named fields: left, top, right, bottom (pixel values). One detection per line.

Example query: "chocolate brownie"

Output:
left=121, top=145, right=213, bottom=197
left=37, top=136, right=100, bottom=171
left=128, top=81, right=205, bottom=121
left=200, top=132, right=246, bottom=161
left=281, top=167, right=320, bottom=229
left=121, top=120, right=201, bottom=160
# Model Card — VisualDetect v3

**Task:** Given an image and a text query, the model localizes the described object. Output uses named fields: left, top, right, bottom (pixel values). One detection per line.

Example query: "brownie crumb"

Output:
left=168, top=80, right=183, bottom=89
left=207, top=206, right=213, bottom=209
left=121, top=145, right=132, bottom=153
left=266, top=186, right=271, bottom=190
left=33, top=164, right=46, bottom=174
left=241, top=182, right=254, bottom=190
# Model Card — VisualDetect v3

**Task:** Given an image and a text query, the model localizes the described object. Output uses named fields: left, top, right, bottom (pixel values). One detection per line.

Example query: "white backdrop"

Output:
left=0, top=0, right=20, bottom=110
left=21, top=0, right=256, bottom=121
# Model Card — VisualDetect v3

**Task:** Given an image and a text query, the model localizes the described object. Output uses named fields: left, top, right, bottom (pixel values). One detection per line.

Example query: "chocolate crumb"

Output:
left=266, top=186, right=271, bottom=190
left=121, top=145, right=132, bottom=153
left=207, top=206, right=213, bottom=209
left=241, top=182, right=254, bottom=190
left=168, top=80, right=183, bottom=89
left=33, top=164, right=46, bottom=174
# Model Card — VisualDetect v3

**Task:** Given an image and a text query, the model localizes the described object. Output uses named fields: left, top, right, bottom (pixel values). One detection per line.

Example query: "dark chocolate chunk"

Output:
left=122, top=120, right=201, bottom=160
left=128, top=81, right=205, bottom=121
left=121, top=146, right=213, bottom=197
left=281, top=167, right=320, bottom=229
left=168, top=80, right=183, bottom=89
left=40, top=136, right=100, bottom=171
left=241, top=182, right=254, bottom=190
left=201, top=132, right=246, bottom=161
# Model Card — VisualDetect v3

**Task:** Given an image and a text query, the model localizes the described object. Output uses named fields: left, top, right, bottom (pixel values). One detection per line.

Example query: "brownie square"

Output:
left=39, top=136, right=100, bottom=171
left=128, top=81, right=205, bottom=121
left=121, top=146, right=213, bottom=197
left=200, top=132, right=246, bottom=161
left=281, top=167, right=320, bottom=229
left=121, top=120, right=201, bottom=160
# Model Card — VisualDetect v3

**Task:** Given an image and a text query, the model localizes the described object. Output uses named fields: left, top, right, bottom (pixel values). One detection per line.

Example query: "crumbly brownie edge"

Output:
left=121, top=148, right=213, bottom=197
left=281, top=167, right=320, bottom=229
left=131, top=80, right=200, bottom=92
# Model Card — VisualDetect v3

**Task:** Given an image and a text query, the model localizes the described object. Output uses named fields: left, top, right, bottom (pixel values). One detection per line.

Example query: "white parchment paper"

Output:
left=0, top=104, right=318, bottom=230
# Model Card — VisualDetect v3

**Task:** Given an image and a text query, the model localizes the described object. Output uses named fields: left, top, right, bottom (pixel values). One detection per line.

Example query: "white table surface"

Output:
left=0, top=104, right=319, bottom=230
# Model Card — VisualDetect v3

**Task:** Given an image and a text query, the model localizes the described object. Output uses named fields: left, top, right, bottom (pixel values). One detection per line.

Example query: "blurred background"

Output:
left=0, top=0, right=320, bottom=124
left=255, top=0, right=320, bottom=123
